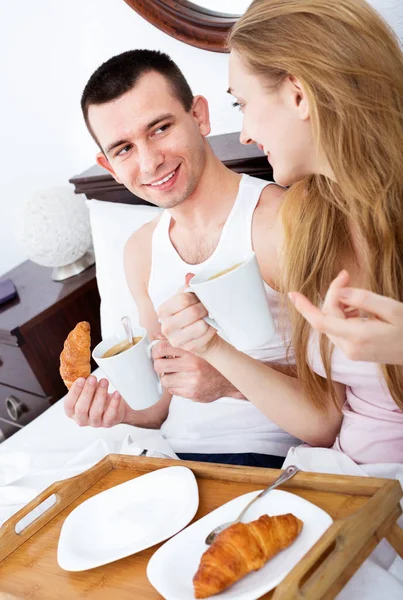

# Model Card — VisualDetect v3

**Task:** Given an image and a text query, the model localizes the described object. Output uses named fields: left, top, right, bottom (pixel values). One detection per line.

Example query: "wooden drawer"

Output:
left=0, top=383, right=51, bottom=428
left=0, top=343, right=44, bottom=395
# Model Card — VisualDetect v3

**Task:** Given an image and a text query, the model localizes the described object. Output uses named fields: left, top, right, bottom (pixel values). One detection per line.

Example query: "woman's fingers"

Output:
left=289, top=290, right=366, bottom=341
left=321, top=270, right=350, bottom=318
left=161, top=301, right=208, bottom=339
left=291, top=292, right=385, bottom=361
left=158, top=291, right=199, bottom=321
left=288, top=292, right=325, bottom=330
left=185, top=272, right=195, bottom=287
left=336, top=288, right=403, bottom=323
left=289, top=271, right=350, bottom=326
left=158, top=290, right=212, bottom=352
left=164, top=317, right=212, bottom=351
left=291, top=279, right=403, bottom=364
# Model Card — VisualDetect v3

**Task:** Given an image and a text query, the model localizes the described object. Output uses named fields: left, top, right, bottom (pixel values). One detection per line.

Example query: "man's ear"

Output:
left=287, top=75, right=310, bottom=121
left=96, top=152, right=122, bottom=184
left=191, top=95, right=211, bottom=137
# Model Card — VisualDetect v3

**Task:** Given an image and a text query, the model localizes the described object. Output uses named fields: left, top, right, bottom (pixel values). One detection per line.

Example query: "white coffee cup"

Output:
left=187, top=253, right=276, bottom=351
left=92, top=327, right=162, bottom=410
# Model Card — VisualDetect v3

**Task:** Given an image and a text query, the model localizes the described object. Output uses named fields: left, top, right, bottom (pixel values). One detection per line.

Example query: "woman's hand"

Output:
left=158, top=276, right=218, bottom=357
left=289, top=270, right=403, bottom=365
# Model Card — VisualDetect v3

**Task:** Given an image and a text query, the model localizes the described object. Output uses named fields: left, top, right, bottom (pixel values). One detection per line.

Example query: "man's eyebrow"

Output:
left=146, top=113, right=174, bottom=130
left=105, top=139, right=128, bottom=155
left=104, top=113, right=174, bottom=156
left=227, top=87, right=233, bottom=95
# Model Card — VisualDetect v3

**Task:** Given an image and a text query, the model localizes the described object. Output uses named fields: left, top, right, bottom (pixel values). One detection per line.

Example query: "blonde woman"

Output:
left=158, top=0, right=403, bottom=468
left=158, top=2, right=403, bottom=590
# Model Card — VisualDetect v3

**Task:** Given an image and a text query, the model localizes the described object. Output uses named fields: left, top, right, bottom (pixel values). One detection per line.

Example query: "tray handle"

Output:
left=273, top=478, right=403, bottom=600
left=0, top=455, right=112, bottom=562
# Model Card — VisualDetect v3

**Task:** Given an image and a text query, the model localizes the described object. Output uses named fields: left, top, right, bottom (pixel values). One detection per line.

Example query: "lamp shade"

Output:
left=18, top=186, right=92, bottom=268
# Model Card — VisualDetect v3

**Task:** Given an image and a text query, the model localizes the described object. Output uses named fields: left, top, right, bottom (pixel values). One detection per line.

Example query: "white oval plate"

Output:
left=147, top=489, right=333, bottom=600
left=57, top=465, right=199, bottom=571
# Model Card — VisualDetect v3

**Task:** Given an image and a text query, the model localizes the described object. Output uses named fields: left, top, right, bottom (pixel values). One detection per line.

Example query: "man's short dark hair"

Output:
left=81, top=49, right=194, bottom=149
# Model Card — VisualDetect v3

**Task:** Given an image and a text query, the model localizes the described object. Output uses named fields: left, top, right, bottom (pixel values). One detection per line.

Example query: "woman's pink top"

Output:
left=308, top=332, right=403, bottom=464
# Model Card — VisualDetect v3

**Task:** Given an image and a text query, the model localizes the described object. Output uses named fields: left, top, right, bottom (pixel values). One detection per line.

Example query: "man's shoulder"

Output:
left=124, top=213, right=163, bottom=256
left=123, top=213, right=164, bottom=282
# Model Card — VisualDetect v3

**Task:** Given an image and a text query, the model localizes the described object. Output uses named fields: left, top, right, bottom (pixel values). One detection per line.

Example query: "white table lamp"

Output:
left=18, top=186, right=94, bottom=281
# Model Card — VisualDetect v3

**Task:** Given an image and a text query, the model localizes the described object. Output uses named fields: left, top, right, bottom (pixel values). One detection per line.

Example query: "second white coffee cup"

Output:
left=92, top=327, right=162, bottom=410
left=187, top=253, right=276, bottom=351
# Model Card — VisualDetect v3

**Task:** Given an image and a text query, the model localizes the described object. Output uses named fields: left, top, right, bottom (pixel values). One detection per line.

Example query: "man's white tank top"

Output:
left=148, top=174, right=300, bottom=456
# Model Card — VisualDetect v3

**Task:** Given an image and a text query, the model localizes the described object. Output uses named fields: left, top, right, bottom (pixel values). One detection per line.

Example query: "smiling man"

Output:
left=64, top=49, right=300, bottom=468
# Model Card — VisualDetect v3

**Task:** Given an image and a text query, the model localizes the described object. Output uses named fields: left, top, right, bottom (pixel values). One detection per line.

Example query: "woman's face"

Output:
left=228, top=50, right=326, bottom=187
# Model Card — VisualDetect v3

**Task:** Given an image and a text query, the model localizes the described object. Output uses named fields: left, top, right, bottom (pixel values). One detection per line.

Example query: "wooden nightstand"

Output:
left=0, top=260, right=101, bottom=440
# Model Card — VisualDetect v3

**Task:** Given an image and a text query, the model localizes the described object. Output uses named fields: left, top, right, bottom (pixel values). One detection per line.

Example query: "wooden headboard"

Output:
left=69, top=132, right=273, bottom=206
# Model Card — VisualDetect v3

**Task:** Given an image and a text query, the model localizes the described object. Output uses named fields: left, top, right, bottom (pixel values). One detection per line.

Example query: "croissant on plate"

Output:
left=59, top=321, right=91, bottom=389
left=193, top=513, right=303, bottom=599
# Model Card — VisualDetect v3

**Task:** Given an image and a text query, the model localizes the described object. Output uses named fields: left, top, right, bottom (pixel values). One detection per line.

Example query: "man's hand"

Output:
left=64, top=375, right=172, bottom=428
left=152, top=339, right=244, bottom=402
left=64, top=376, right=128, bottom=427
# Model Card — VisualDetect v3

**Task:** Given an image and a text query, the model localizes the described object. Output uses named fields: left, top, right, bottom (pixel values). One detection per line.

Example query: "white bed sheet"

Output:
left=0, top=369, right=177, bottom=525
left=0, top=369, right=174, bottom=458
left=0, top=369, right=402, bottom=598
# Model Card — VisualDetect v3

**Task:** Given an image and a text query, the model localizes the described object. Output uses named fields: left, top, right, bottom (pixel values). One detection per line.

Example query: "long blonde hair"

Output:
left=229, top=0, right=403, bottom=411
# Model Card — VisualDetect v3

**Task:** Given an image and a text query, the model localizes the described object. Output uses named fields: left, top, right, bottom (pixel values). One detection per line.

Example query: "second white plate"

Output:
left=57, top=465, right=199, bottom=571
left=147, top=488, right=333, bottom=600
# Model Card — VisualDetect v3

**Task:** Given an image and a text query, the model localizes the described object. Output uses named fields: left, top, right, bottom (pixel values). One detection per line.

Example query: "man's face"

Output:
left=88, top=71, right=210, bottom=209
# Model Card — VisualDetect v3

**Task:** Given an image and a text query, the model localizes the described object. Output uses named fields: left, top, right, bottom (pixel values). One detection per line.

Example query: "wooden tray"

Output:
left=0, top=455, right=402, bottom=600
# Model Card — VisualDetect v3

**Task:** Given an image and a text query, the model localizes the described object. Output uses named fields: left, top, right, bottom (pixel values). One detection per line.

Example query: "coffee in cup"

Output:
left=102, top=336, right=142, bottom=358
left=208, top=263, right=242, bottom=281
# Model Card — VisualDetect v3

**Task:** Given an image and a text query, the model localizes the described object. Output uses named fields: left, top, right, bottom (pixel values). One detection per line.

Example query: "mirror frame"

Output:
left=123, top=0, right=239, bottom=52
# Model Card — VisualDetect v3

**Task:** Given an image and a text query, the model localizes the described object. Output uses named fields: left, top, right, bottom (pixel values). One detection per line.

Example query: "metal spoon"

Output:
left=121, top=315, right=134, bottom=346
left=205, top=465, right=300, bottom=545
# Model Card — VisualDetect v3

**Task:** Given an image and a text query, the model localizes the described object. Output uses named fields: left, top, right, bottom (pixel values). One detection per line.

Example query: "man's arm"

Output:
left=64, top=217, right=172, bottom=430
left=123, top=219, right=172, bottom=427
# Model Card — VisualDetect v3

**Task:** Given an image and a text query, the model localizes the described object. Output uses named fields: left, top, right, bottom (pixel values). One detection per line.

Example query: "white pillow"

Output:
left=87, top=199, right=162, bottom=338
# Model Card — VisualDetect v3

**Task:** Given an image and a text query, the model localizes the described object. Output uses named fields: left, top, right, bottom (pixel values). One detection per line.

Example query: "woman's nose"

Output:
left=239, top=130, right=255, bottom=146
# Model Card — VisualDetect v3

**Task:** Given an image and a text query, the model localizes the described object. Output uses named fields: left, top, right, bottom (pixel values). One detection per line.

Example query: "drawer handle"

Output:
left=5, top=395, right=27, bottom=422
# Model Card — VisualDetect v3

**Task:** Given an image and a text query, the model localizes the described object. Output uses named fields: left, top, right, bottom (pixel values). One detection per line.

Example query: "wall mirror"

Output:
left=124, top=1, right=252, bottom=52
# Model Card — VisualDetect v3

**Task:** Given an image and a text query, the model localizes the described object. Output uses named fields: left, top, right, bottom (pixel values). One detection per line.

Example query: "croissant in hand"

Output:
left=59, top=321, right=91, bottom=389
left=193, top=513, right=303, bottom=599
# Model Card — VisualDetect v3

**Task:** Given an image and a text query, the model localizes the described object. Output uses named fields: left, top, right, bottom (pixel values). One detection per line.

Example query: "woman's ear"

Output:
left=287, top=75, right=310, bottom=121
left=191, top=95, right=211, bottom=137
left=96, top=152, right=122, bottom=184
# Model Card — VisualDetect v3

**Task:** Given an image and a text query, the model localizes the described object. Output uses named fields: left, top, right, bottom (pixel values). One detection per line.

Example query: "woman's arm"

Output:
left=158, top=291, right=345, bottom=447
